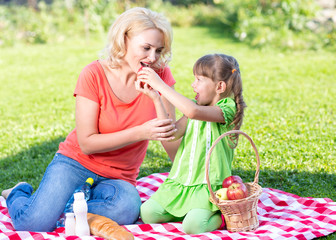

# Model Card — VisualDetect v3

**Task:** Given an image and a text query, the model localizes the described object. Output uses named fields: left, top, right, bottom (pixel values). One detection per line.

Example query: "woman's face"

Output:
left=124, top=28, right=164, bottom=73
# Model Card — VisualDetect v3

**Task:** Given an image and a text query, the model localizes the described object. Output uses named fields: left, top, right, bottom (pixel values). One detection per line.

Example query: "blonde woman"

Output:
left=2, top=7, right=177, bottom=232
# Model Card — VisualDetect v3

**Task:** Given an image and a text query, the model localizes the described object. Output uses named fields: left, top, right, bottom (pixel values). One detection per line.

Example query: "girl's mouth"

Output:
left=195, top=93, right=199, bottom=100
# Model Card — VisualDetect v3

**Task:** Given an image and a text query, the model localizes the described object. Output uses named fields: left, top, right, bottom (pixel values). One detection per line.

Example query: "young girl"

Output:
left=136, top=53, right=246, bottom=234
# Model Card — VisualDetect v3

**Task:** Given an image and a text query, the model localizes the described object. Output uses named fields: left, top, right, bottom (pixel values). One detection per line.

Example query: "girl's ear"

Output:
left=216, top=81, right=226, bottom=94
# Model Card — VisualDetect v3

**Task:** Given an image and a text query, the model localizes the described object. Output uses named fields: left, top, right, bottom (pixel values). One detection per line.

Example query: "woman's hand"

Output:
left=140, top=118, right=177, bottom=141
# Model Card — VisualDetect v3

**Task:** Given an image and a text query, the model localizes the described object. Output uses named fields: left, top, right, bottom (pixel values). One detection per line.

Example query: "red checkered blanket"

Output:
left=1, top=172, right=335, bottom=240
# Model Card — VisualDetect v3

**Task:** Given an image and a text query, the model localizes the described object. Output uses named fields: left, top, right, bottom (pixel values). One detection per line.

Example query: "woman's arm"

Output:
left=159, top=91, right=185, bottom=161
left=135, top=81, right=183, bottom=161
left=138, top=68, right=225, bottom=123
left=75, top=95, right=176, bottom=155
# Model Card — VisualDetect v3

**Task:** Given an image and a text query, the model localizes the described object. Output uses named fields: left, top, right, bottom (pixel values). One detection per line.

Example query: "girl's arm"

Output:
left=75, top=95, right=176, bottom=155
left=135, top=81, right=185, bottom=161
left=138, top=68, right=225, bottom=123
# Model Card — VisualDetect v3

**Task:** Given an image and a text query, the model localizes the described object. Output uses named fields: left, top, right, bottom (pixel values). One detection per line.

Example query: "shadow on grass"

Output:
left=234, top=168, right=336, bottom=201
left=0, top=136, right=64, bottom=191
left=195, top=22, right=245, bottom=45
left=138, top=149, right=172, bottom=179
left=1, top=137, right=335, bottom=202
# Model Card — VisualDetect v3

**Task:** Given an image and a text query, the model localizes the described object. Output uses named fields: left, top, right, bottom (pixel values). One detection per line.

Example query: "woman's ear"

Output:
left=216, top=81, right=226, bottom=94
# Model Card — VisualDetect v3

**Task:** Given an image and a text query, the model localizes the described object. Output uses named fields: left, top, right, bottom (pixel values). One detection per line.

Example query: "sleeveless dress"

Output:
left=150, top=98, right=237, bottom=217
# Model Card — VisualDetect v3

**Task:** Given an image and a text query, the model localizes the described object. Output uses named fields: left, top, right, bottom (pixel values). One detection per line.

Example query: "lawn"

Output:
left=0, top=26, right=335, bottom=238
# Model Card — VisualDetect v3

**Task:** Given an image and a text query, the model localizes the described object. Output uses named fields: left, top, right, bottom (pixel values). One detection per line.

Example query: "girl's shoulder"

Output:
left=216, top=98, right=237, bottom=126
left=216, top=97, right=235, bottom=107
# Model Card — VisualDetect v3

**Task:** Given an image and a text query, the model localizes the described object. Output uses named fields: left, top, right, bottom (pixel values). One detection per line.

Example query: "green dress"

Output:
left=151, top=98, right=237, bottom=217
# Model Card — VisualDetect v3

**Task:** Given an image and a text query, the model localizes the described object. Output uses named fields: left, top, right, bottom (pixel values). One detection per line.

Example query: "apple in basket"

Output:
left=227, top=182, right=248, bottom=200
left=222, top=175, right=243, bottom=188
left=215, top=188, right=228, bottom=200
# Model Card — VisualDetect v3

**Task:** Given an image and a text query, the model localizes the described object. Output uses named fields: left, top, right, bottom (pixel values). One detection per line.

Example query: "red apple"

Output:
left=136, top=67, right=146, bottom=88
left=137, top=66, right=144, bottom=73
left=222, top=175, right=243, bottom=188
left=227, top=182, right=248, bottom=200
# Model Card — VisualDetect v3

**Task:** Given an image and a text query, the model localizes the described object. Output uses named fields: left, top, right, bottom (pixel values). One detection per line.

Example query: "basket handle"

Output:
left=205, top=130, right=260, bottom=205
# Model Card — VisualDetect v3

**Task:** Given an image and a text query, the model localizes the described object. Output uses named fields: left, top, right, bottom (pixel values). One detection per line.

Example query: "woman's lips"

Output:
left=141, top=62, right=150, bottom=67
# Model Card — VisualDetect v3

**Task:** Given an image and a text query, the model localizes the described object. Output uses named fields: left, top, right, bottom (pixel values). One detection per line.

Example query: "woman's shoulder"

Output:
left=78, top=60, right=106, bottom=80
left=81, top=60, right=101, bottom=73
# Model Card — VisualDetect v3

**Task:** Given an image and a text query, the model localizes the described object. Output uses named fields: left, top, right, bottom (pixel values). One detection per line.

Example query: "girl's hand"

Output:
left=135, top=77, right=159, bottom=101
left=140, top=118, right=177, bottom=141
left=137, top=67, right=164, bottom=91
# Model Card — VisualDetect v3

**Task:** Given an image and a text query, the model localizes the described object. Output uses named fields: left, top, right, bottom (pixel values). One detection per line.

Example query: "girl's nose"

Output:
left=191, top=80, right=196, bottom=88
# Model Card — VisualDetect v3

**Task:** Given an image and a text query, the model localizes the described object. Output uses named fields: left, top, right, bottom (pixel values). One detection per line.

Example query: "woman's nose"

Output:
left=148, top=50, right=156, bottom=62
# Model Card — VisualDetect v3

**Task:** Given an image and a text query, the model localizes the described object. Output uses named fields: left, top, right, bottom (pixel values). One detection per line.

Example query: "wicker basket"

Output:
left=205, top=130, right=262, bottom=232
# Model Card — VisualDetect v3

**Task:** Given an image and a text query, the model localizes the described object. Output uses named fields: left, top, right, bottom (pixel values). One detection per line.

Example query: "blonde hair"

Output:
left=101, top=7, right=173, bottom=69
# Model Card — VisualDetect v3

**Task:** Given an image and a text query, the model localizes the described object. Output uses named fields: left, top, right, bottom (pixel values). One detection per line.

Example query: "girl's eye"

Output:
left=144, top=47, right=150, bottom=51
left=156, top=49, right=163, bottom=54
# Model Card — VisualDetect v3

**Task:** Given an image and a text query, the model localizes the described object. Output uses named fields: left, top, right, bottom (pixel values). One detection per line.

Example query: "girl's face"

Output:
left=192, top=75, right=218, bottom=106
left=124, top=28, right=164, bottom=73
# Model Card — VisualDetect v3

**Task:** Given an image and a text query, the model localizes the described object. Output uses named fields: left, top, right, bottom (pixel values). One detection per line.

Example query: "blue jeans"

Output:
left=6, top=153, right=141, bottom=232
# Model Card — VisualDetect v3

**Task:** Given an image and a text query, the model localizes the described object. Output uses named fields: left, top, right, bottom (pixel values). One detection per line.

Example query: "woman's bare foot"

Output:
left=1, top=182, right=26, bottom=199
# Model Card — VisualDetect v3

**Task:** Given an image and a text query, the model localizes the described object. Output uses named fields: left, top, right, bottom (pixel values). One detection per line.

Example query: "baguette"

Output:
left=87, top=213, right=134, bottom=240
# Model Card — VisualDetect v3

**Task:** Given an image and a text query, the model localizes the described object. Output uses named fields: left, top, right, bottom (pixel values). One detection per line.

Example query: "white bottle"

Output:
left=64, top=212, right=76, bottom=236
left=73, top=192, right=90, bottom=236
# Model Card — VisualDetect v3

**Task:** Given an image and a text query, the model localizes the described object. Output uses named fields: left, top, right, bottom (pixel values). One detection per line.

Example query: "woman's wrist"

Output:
left=151, top=92, right=162, bottom=103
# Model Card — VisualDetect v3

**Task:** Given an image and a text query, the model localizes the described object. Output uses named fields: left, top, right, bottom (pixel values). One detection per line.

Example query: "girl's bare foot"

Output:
left=1, top=182, right=26, bottom=199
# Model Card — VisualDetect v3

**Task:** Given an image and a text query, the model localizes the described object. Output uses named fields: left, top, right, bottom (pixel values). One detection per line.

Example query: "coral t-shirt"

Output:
left=57, top=60, right=175, bottom=186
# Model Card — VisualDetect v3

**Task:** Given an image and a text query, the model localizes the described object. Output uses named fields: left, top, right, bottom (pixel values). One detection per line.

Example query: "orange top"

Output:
left=58, top=61, right=175, bottom=186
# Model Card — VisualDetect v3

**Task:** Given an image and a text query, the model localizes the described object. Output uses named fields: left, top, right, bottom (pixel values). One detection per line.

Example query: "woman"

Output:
left=2, top=7, right=178, bottom=232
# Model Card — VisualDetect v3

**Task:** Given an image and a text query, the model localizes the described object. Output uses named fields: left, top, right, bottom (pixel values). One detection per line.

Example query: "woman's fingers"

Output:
left=154, top=120, right=177, bottom=140
left=143, top=119, right=174, bottom=140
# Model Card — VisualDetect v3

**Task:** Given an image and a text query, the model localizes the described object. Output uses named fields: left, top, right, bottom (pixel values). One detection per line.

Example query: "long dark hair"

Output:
left=193, top=53, right=247, bottom=147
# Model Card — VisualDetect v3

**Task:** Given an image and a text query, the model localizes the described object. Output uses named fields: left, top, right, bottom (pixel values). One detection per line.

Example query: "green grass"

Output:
left=0, top=27, right=335, bottom=239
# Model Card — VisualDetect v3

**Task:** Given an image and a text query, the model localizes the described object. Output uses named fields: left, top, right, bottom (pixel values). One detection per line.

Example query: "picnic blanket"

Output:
left=1, top=172, right=335, bottom=240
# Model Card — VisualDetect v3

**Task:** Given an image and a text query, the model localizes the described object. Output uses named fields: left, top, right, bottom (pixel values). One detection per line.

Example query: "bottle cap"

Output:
left=86, top=178, right=94, bottom=186
left=74, top=192, right=85, bottom=200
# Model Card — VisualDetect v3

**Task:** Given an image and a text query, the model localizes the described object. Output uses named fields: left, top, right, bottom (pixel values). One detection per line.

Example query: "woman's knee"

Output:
left=89, top=179, right=141, bottom=225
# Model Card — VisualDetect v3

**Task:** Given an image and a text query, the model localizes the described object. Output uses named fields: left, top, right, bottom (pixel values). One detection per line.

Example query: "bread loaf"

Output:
left=87, top=213, right=134, bottom=240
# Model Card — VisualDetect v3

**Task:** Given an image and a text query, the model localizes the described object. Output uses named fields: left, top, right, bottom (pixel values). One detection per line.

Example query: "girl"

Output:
left=136, top=53, right=246, bottom=234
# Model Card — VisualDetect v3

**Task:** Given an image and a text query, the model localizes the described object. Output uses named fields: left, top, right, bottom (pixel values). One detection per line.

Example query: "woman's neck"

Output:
left=103, top=60, right=136, bottom=86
